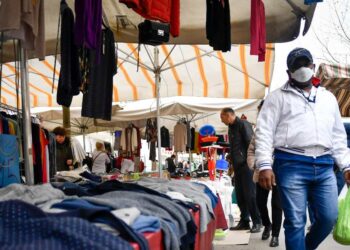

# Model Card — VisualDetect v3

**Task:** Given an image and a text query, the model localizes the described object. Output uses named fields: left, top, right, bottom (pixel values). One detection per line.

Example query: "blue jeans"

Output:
left=273, top=151, right=338, bottom=250
left=309, top=167, right=345, bottom=225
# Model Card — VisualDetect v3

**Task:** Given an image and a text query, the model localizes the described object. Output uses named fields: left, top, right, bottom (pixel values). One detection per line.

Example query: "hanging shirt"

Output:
left=206, top=0, right=231, bottom=52
left=81, top=28, right=117, bottom=120
left=250, top=0, right=266, bottom=61
left=174, top=123, right=187, bottom=152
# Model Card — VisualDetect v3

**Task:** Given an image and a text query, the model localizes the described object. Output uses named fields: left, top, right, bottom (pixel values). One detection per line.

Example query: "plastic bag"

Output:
left=333, top=185, right=350, bottom=245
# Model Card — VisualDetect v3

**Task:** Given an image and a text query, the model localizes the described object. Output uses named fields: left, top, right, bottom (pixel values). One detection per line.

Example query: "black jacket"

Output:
left=161, top=126, right=170, bottom=148
left=57, top=0, right=81, bottom=107
left=228, top=117, right=253, bottom=167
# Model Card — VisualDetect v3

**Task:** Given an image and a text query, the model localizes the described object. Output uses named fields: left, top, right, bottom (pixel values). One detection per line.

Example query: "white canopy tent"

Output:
left=1, top=0, right=317, bottom=62
left=34, top=96, right=260, bottom=134
left=0, top=0, right=320, bottom=182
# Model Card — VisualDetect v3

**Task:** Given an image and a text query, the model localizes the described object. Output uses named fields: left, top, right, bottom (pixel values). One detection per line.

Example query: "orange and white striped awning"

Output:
left=317, top=63, right=350, bottom=117
left=0, top=43, right=274, bottom=108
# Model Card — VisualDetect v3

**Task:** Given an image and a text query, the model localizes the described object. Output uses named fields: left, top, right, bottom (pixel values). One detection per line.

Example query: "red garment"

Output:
left=132, top=124, right=142, bottom=157
left=40, top=130, right=49, bottom=183
left=250, top=0, right=266, bottom=62
left=115, top=156, right=123, bottom=170
left=119, top=0, right=180, bottom=37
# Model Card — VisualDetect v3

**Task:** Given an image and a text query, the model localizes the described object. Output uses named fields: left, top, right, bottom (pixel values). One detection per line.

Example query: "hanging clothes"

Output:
left=250, top=0, right=266, bottom=61
left=81, top=28, right=117, bottom=121
left=206, top=0, right=231, bottom=52
left=31, top=123, right=43, bottom=184
left=39, top=129, right=49, bottom=183
left=114, top=130, right=122, bottom=151
left=174, top=122, right=187, bottom=152
left=190, top=127, right=195, bottom=151
left=119, top=0, right=180, bottom=37
left=47, top=131, right=57, bottom=180
left=2, top=0, right=45, bottom=59
left=145, top=119, right=157, bottom=161
left=185, top=123, right=191, bottom=149
left=2, top=119, right=9, bottom=134
left=160, top=126, right=170, bottom=148
left=57, top=0, right=81, bottom=107
left=0, top=134, right=20, bottom=187
left=71, top=138, right=86, bottom=164
left=74, top=0, right=103, bottom=50
left=0, top=0, right=21, bottom=32
left=132, top=124, right=142, bottom=157
left=121, top=125, right=141, bottom=157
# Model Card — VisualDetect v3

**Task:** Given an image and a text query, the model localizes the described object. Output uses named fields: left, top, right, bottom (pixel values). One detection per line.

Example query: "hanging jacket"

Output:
left=119, top=0, right=180, bottom=37
left=57, top=0, right=81, bottom=107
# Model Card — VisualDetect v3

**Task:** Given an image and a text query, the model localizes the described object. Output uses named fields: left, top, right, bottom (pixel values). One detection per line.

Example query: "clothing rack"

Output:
left=0, top=41, right=34, bottom=185
left=0, top=103, right=21, bottom=114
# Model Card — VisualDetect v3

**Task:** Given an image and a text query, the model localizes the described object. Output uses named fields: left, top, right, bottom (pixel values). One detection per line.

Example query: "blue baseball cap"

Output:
left=287, top=48, right=313, bottom=70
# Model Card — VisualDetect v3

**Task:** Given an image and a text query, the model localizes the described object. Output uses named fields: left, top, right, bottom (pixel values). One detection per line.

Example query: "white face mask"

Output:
left=290, top=67, right=314, bottom=83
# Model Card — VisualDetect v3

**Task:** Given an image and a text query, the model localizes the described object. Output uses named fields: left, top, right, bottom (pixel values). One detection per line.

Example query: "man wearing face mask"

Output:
left=254, top=48, right=350, bottom=250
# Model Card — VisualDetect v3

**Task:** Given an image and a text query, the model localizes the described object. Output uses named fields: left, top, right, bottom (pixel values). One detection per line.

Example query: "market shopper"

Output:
left=247, top=100, right=282, bottom=247
left=255, top=47, right=350, bottom=250
left=53, top=127, right=75, bottom=171
left=166, top=154, right=177, bottom=174
left=91, top=142, right=110, bottom=174
left=221, top=108, right=262, bottom=233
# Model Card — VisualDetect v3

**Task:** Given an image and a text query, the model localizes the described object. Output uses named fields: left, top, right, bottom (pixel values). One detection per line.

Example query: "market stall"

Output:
left=0, top=1, right=321, bottom=249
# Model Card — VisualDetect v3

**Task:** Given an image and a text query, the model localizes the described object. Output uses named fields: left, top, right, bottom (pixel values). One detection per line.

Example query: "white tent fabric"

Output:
left=1, top=44, right=274, bottom=107
left=33, top=97, right=260, bottom=134
left=1, top=0, right=316, bottom=62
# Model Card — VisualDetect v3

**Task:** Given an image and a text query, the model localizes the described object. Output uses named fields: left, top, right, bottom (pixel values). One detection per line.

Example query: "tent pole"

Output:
left=154, top=46, right=162, bottom=177
left=19, top=41, right=34, bottom=185
left=63, top=106, right=71, bottom=136
left=82, top=129, right=86, bottom=151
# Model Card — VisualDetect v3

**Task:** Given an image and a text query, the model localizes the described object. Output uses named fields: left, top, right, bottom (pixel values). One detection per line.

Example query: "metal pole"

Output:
left=62, top=106, right=71, bottom=136
left=154, top=47, right=162, bottom=177
left=19, top=41, right=34, bottom=185
left=82, top=130, right=86, bottom=151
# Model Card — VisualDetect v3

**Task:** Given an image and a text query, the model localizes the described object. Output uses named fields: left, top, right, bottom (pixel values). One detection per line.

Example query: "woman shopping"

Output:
left=92, top=142, right=110, bottom=174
